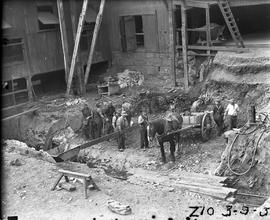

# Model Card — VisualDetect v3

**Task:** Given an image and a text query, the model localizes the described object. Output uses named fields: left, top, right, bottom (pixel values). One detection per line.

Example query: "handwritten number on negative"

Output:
left=240, top=206, right=249, bottom=215
left=259, top=207, right=270, bottom=217
left=222, top=205, right=232, bottom=217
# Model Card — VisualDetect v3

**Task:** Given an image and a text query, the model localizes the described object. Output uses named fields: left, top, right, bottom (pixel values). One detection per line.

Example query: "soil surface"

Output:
left=2, top=135, right=260, bottom=220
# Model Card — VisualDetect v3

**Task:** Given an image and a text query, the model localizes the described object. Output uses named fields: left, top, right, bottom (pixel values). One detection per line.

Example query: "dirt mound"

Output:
left=197, top=80, right=270, bottom=125
left=213, top=49, right=270, bottom=75
left=215, top=122, right=270, bottom=194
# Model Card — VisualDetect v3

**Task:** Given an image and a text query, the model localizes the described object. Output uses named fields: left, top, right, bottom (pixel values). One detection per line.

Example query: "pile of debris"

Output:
left=117, top=69, right=144, bottom=89
left=215, top=120, right=270, bottom=194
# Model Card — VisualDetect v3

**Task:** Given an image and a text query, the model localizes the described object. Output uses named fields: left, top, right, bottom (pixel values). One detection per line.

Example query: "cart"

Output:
left=167, top=111, right=213, bottom=141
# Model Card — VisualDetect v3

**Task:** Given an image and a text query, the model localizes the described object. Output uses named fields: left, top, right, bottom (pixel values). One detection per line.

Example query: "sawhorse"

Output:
left=51, top=169, right=100, bottom=198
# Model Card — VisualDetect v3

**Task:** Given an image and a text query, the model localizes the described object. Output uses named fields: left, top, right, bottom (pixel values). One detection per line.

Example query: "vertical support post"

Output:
left=23, top=6, right=33, bottom=101
left=66, top=0, right=88, bottom=96
left=181, top=4, right=188, bottom=91
left=205, top=4, right=211, bottom=56
left=168, top=0, right=176, bottom=87
left=57, top=0, right=70, bottom=83
left=84, top=0, right=106, bottom=85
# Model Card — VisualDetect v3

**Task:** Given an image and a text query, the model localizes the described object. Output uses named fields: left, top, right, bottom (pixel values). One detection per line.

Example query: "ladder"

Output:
left=217, top=0, right=245, bottom=48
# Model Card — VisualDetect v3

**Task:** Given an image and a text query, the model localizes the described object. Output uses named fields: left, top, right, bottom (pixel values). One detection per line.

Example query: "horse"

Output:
left=147, top=116, right=183, bottom=163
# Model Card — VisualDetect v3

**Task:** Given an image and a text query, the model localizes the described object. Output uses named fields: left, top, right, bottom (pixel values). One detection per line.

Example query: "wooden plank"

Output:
left=205, top=5, right=211, bottom=56
left=173, top=183, right=234, bottom=200
left=66, top=0, right=89, bottom=95
left=84, top=0, right=106, bottom=85
left=181, top=4, right=189, bottom=91
left=52, top=125, right=140, bottom=161
left=168, top=172, right=229, bottom=183
left=173, top=179, right=237, bottom=194
left=59, top=169, right=91, bottom=178
left=2, top=89, right=29, bottom=97
left=168, top=0, right=176, bottom=87
left=176, top=45, right=249, bottom=52
left=2, top=107, right=39, bottom=122
left=57, top=0, right=70, bottom=83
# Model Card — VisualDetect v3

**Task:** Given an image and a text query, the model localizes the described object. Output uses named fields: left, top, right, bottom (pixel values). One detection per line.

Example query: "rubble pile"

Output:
left=117, top=69, right=144, bottom=89
left=215, top=123, right=270, bottom=194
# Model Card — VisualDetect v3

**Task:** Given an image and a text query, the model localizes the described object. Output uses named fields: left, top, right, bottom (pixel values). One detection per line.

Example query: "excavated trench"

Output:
left=3, top=49, right=270, bottom=207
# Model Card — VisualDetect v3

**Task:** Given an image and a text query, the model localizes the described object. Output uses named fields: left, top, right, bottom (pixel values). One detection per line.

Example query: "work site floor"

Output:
left=2, top=135, right=258, bottom=220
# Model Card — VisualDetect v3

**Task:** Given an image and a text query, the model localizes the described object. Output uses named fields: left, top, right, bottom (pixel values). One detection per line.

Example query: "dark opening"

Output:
left=31, top=70, right=66, bottom=96
left=2, top=38, right=24, bottom=64
left=134, top=15, right=144, bottom=47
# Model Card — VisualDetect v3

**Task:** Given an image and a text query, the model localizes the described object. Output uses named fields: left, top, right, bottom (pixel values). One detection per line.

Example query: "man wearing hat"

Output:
left=224, top=98, right=239, bottom=130
left=116, top=110, right=130, bottom=151
left=138, top=108, right=149, bottom=150
left=213, top=99, right=225, bottom=136
left=103, top=101, right=116, bottom=134
left=112, top=107, right=122, bottom=132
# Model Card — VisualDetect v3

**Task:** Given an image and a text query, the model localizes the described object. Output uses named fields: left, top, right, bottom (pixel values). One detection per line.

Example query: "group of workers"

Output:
left=213, top=98, right=240, bottom=136
left=82, top=101, right=149, bottom=152
left=82, top=97, right=240, bottom=151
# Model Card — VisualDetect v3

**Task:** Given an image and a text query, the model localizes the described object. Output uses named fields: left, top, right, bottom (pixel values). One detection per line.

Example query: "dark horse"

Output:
left=147, top=117, right=183, bottom=163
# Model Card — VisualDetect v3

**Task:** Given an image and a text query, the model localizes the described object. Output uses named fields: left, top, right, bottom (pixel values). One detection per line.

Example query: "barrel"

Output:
left=248, top=105, right=256, bottom=123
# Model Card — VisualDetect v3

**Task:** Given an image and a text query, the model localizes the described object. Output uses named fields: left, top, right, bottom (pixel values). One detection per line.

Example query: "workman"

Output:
left=81, top=104, right=91, bottom=139
left=213, top=99, right=225, bottom=136
left=112, top=107, right=122, bottom=132
left=224, top=99, right=239, bottom=130
left=138, top=109, right=149, bottom=150
left=103, top=101, right=115, bottom=134
left=116, top=110, right=130, bottom=151
left=122, top=102, right=132, bottom=126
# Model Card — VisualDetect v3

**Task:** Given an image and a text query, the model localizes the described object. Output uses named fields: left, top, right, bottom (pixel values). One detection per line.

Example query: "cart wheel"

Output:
left=201, top=112, right=212, bottom=141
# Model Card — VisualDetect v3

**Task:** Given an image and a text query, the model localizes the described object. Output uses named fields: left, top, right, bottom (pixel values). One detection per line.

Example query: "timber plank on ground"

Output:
left=50, top=125, right=139, bottom=162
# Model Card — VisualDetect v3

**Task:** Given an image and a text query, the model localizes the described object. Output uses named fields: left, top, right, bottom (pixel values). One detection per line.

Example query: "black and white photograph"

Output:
left=1, top=0, right=270, bottom=219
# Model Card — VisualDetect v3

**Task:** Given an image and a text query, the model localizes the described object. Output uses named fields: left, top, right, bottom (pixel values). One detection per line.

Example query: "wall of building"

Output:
left=105, top=0, right=174, bottom=80
left=2, top=0, right=111, bottom=82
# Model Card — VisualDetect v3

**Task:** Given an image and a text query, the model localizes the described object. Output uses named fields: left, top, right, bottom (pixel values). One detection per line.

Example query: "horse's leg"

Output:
left=159, top=141, right=166, bottom=163
left=169, top=139, right=176, bottom=163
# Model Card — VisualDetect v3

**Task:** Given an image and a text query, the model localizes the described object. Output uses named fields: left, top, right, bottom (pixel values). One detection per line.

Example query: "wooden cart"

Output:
left=168, top=111, right=213, bottom=141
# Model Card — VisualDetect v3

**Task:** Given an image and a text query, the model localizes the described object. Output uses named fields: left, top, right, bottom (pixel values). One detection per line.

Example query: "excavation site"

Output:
left=2, top=0, right=270, bottom=219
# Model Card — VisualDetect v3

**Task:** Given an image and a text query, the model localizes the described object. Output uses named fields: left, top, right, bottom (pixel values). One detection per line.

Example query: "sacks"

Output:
left=107, top=199, right=132, bottom=215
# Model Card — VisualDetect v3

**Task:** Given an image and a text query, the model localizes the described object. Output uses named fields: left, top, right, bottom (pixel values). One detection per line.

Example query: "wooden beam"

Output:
left=205, top=4, right=211, bottom=56
left=168, top=0, right=177, bottom=87
left=57, top=0, right=70, bottom=83
left=2, top=107, right=39, bottom=122
left=176, top=45, right=249, bottom=52
left=23, top=7, right=33, bottom=101
left=181, top=4, right=189, bottom=91
left=84, top=0, right=106, bottom=85
left=66, top=0, right=88, bottom=95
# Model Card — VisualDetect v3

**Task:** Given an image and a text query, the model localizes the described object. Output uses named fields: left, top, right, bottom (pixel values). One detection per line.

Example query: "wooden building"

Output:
left=2, top=0, right=111, bottom=110
left=103, top=0, right=270, bottom=90
left=2, top=0, right=270, bottom=111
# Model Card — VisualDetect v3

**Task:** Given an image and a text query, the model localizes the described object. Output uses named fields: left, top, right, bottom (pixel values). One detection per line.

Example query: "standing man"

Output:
left=213, top=99, right=225, bottom=136
left=122, top=102, right=132, bottom=126
left=116, top=110, right=130, bottom=151
left=138, top=109, right=149, bottom=150
left=112, top=107, right=121, bottom=132
left=103, top=101, right=115, bottom=134
left=224, top=99, right=239, bottom=130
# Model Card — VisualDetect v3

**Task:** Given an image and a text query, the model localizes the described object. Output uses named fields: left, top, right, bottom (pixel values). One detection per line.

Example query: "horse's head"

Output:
left=147, top=122, right=156, bottom=144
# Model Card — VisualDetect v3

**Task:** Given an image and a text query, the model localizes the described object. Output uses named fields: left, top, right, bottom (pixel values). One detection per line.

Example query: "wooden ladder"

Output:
left=217, top=0, right=245, bottom=48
